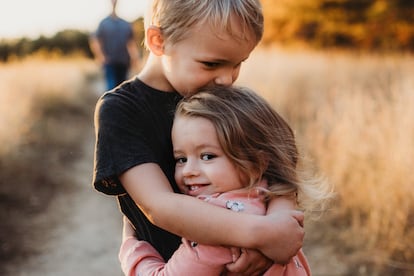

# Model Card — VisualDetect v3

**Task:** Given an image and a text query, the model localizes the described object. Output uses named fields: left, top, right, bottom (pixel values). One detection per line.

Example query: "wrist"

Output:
left=245, top=215, right=268, bottom=249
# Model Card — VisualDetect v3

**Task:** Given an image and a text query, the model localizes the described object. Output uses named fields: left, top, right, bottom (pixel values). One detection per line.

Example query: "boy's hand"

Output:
left=226, top=248, right=273, bottom=275
left=259, top=209, right=304, bottom=264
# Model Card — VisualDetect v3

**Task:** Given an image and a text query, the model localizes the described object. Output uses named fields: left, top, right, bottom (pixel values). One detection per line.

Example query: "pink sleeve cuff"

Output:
left=119, top=237, right=164, bottom=276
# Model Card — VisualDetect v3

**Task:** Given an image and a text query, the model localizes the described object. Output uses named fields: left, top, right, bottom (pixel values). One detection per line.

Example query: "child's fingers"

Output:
left=226, top=248, right=271, bottom=276
left=229, top=246, right=241, bottom=262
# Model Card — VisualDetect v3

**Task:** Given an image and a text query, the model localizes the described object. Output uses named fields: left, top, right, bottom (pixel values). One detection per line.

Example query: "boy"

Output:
left=93, top=1, right=304, bottom=274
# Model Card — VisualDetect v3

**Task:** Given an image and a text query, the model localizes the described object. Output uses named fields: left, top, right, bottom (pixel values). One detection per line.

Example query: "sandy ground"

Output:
left=14, top=131, right=124, bottom=276
left=4, top=79, right=125, bottom=276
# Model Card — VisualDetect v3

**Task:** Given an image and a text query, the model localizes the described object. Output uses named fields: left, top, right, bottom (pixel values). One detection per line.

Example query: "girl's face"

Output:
left=172, top=115, right=245, bottom=197
left=158, top=20, right=257, bottom=97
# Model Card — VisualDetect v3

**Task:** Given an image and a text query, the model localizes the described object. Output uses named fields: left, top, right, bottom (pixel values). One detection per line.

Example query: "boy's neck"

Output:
left=138, top=54, right=175, bottom=93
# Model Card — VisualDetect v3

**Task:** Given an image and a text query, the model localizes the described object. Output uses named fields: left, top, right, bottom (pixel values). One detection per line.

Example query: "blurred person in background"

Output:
left=90, top=0, right=139, bottom=90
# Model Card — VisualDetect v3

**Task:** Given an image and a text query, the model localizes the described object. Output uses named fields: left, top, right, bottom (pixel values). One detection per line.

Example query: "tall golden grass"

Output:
left=238, top=48, right=414, bottom=275
left=0, top=55, right=98, bottom=156
left=0, top=55, right=100, bottom=273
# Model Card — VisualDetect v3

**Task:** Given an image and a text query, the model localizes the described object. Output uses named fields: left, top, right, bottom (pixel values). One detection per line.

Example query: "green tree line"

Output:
left=0, top=18, right=145, bottom=62
left=0, top=30, right=93, bottom=61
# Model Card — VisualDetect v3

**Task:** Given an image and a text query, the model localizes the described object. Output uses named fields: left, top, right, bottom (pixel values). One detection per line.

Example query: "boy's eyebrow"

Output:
left=198, top=56, right=249, bottom=64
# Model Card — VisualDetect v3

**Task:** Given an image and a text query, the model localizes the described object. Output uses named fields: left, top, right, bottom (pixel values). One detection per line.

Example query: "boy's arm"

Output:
left=225, top=196, right=304, bottom=274
left=121, top=163, right=304, bottom=263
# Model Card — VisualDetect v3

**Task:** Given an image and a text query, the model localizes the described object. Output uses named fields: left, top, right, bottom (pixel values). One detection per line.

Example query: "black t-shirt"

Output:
left=93, top=77, right=182, bottom=260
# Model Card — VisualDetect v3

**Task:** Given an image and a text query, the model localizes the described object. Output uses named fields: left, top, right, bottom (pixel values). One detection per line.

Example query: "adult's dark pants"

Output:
left=104, top=63, right=129, bottom=90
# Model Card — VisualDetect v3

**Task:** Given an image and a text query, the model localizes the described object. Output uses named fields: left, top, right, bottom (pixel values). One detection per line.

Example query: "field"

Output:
left=1, top=48, right=413, bottom=275
left=0, top=55, right=100, bottom=274
left=238, top=48, right=414, bottom=275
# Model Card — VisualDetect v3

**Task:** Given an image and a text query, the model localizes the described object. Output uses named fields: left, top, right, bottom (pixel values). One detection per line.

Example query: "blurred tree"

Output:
left=31, top=36, right=49, bottom=54
left=261, top=0, right=414, bottom=51
left=52, top=30, right=92, bottom=56
left=0, top=41, right=12, bottom=62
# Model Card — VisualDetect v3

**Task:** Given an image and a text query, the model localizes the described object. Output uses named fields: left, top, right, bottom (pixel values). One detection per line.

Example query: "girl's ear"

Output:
left=146, top=26, right=164, bottom=56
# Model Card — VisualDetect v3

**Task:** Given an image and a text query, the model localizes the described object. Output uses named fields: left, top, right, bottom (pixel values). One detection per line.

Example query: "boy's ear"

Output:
left=146, top=26, right=164, bottom=56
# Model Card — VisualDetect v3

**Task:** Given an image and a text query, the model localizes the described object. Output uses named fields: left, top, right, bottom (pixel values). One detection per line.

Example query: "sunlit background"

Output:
left=1, top=0, right=413, bottom=275
left=0, top=0, right=148, bottom=39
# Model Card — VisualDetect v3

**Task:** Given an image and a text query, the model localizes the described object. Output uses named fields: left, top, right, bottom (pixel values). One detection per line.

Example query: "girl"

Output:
left=119, top=86, right=332, bottom=275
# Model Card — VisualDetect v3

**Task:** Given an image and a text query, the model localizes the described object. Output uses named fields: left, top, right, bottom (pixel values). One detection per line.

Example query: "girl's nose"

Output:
left=182, top=159, right=200, bottom=177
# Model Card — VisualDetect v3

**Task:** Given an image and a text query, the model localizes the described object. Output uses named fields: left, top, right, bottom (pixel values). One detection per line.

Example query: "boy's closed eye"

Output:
left=201, top=61, right=221, bottom=69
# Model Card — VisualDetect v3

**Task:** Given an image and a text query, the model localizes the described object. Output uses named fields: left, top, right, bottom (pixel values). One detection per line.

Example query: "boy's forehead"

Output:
left=180, top=22, right=256, bottom=63
left=192, top=17, right=257, bottom=44
left=214, top=14, right=257, bottom=40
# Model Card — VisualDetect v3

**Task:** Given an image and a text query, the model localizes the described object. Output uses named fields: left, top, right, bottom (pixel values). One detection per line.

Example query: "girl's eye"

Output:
left=175, top=157, right=187, bottom=164
left=201, top=153, right=216, bottom=161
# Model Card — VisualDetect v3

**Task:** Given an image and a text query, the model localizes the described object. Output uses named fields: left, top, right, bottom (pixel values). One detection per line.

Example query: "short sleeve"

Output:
left=92, top=90, right=156, bottom=195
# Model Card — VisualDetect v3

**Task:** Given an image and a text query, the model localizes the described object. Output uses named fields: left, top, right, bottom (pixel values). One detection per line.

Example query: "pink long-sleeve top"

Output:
left=119, top=189, right=311, bottom=276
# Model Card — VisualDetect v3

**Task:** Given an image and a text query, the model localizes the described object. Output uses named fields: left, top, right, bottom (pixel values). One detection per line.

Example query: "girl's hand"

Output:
left=226, top=248, right=273, bottom=275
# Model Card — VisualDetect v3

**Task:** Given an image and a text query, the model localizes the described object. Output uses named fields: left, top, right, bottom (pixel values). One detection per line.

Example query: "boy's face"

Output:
left=160, top=21, right=257, bottom=96
left=172, top=115, right=245, bottom=196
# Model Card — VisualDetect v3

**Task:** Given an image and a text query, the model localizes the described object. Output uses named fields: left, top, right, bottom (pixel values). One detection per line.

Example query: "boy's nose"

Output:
left=214, top=69, right=237, bottom=86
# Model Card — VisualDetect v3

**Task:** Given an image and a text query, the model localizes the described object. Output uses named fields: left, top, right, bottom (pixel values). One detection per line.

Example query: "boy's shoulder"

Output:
left=98, top=78, right=181, bottom=114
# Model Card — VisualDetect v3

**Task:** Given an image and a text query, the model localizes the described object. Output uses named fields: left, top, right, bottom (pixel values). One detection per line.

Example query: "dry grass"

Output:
left=237, top=47, right=414, bottom=275
left=0, top=56, right=99, bottom=272
left=0, top=56, right=97, bottom=156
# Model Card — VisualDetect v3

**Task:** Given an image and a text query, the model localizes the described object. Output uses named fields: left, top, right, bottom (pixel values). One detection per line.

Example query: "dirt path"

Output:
left=12, top=85, right=124, bottom=276
left=21, top=137, right=123, bottom=276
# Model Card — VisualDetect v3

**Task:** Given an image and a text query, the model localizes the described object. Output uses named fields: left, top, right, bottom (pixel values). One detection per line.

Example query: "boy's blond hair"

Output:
left=146, top=0, right=263, bottom=44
